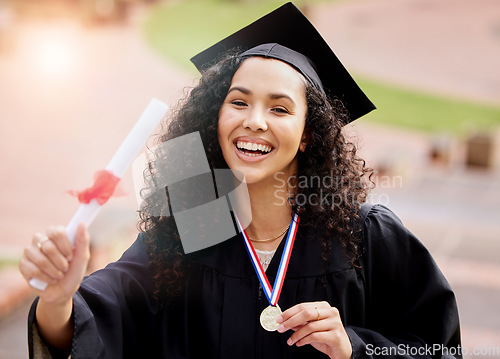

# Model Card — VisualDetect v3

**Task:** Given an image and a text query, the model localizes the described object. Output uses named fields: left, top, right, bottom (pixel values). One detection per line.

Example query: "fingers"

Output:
left=287, top=312, right=343, bottom=347
left=46, top=226, right=73, bottom=262
left=20, top=225, right=87, bottom=286
left=39, top=229, right=70, bottom=274
left=23, top=232, right=68, bottom=282
left=19, top=223, right=91, bottom=307
left=278, top=301, right=333, bottom=331
left=277, top=302, right=344, bottom=347
left=19, top=254, right=58, bottom=285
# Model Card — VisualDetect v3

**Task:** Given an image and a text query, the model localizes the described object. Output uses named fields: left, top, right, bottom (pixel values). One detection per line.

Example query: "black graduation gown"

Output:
left=28, top=204, right=461, bottom=358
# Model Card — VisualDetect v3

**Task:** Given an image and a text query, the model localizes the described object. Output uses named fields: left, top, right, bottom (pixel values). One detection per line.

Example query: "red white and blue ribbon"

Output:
left=236, top=213, right=300, bottom=306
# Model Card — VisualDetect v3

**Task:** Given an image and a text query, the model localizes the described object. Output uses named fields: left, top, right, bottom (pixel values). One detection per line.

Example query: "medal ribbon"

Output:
left=236, top=213, right=300, bottom=306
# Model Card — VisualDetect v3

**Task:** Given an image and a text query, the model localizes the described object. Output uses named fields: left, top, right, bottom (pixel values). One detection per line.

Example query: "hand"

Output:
left=19, top=223, right=90, bottom=305
left=276, top=301, right=352, bottom=359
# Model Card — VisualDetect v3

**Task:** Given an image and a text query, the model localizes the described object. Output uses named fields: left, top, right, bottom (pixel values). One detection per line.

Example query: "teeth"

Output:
left=236, top=141, right=272, bottom=153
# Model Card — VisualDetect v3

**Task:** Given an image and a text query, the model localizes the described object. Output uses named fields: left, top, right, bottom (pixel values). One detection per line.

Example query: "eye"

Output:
left=231, top=100, right=247, bottom=107
left=271, top=107, right=290, bottom=115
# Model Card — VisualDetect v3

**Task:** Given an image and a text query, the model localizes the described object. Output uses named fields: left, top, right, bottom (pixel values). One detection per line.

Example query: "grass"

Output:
left=357, top=78, right=500, bottom=135
left=0, top=258, right=18, bottom=270
left=142, top=0, right=500, bottom=135
left=143, top=0, right=304, bottom=72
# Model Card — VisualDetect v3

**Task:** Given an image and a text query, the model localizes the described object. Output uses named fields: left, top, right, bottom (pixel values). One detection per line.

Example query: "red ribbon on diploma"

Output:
left=68, top=170, right=124, bottom=205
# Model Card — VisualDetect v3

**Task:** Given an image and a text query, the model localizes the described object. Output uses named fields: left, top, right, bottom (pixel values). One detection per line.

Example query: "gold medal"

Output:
left=260, top=305, right=282, bottom=331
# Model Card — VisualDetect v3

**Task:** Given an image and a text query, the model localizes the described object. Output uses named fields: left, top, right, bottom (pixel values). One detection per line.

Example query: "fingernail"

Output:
left=276, top=316, right=283, bottom=323
left=66, top=255, right=73, bottom=262
left=277, top=325, right=285, bottom=333
left=287, top=338, right=294, bottom=346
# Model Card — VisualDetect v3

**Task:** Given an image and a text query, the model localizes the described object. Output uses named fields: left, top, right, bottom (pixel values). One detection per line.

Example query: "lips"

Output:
left=233, top=138, right=274, bottom=160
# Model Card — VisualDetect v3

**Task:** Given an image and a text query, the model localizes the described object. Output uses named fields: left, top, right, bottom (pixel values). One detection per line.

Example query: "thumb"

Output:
left=61, top=222, right=91, bottom=293
left=72, top=222, right=91, bottom=269
left=63, top=223, right=90, bottom=294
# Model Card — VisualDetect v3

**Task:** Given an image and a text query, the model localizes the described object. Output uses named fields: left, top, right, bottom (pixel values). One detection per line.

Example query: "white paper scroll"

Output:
left=29, top=98, right=168, bottom=291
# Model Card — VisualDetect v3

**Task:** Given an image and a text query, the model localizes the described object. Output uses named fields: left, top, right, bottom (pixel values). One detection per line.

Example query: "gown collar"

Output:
left=188, top=225, right=353, bottom=278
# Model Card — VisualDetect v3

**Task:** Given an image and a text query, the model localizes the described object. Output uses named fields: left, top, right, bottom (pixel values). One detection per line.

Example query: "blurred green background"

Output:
left=142, top=0, right=500, bottom=135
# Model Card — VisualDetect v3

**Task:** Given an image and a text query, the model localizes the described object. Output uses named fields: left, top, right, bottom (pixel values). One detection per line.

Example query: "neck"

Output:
left=244, top=173, right=294, bottom=251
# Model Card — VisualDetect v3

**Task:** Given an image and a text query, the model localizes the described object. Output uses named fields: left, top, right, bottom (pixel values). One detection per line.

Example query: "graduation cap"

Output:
left=190, top=2, right=375, bottom=122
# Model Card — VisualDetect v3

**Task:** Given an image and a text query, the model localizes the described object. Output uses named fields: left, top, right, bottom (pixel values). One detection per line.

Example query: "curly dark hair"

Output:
left=138, top=50, right=373, bottom=302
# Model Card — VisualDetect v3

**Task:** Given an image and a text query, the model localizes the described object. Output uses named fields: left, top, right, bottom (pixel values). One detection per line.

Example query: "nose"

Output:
left=242, top=108, right=268, bottom=132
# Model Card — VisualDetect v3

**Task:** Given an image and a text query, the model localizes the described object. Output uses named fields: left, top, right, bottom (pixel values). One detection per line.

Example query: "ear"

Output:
left=299, top=128, right=310, bottom=152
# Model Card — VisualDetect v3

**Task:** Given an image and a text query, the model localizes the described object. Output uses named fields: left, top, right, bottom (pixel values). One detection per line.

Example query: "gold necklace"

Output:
left=248, top=225, right=290, bottom=243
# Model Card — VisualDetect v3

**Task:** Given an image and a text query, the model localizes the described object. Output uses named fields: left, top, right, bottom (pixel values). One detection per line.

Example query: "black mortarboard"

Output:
left=190, top=2, right=375, bottom=122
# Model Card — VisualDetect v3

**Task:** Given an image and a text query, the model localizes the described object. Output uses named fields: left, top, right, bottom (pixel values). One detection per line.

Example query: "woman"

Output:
left=20, top=3, right=461, bottom=358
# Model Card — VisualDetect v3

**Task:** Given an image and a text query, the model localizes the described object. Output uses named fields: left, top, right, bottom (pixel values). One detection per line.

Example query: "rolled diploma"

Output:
left=29, top=98, right=169, bottom=291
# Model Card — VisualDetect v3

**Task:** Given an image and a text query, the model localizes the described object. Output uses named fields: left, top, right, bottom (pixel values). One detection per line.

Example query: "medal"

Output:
left=260, top=305, right=282, bottom=331
left=236, top=213, right=300, bottom=331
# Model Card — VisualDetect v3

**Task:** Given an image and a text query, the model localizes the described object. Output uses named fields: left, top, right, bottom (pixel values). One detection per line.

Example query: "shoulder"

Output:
left=359, top=203, right=431, bottom=261
left=357, top=204, right=448, bottom=294
left=107, top=232, right=151, bottom=271
left=361, top=203, right=413, bottom=243
left=361, top=203, right=404, bottom=233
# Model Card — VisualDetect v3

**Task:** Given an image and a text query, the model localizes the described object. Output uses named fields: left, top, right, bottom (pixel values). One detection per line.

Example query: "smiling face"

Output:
left=217, top=57, right=308, bottom=185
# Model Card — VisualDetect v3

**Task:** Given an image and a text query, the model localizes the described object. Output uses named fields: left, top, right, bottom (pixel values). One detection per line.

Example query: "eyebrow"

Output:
left=227, top=86, right=250, bottom=95
left=227, top=86, right=296, bottom=105
left=269, top=93, right=295, bottom=105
